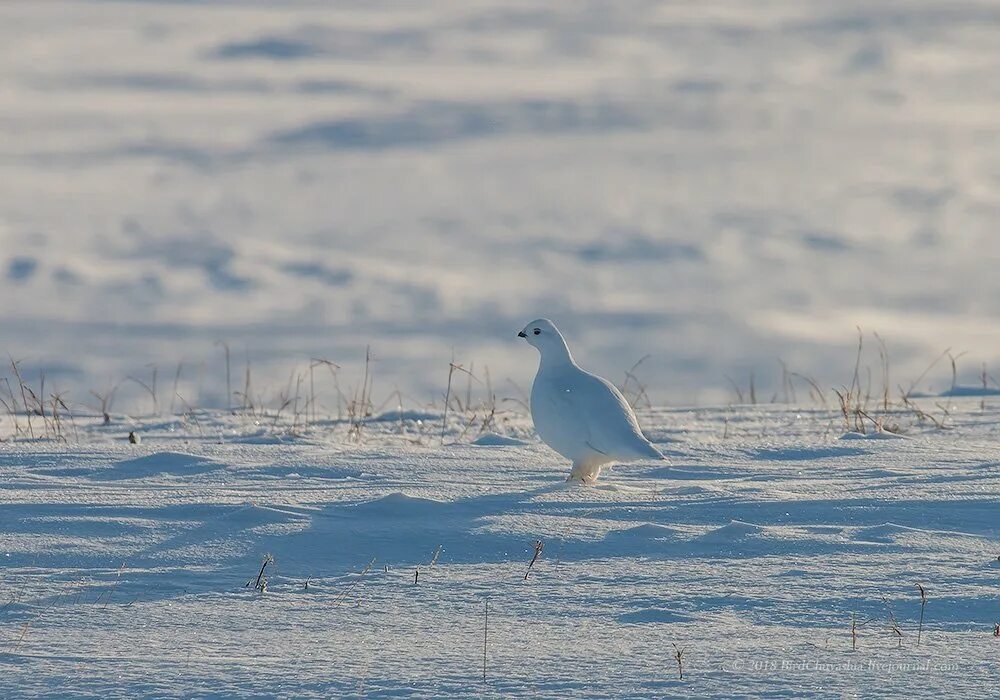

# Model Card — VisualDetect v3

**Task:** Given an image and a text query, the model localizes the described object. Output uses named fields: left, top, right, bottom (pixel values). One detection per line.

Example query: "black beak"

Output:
left=517, top=331, right=526, bottom=338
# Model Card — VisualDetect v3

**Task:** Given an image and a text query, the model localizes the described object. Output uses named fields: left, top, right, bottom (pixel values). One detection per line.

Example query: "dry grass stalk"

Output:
left=216, top=340, right=232, bottom=412
left=245, top=554, right=274, bottom=593
left=127, top=365, right=159, bottom=416
left=100, top=562, right=127, bottom=610
left=347, top=347, right=375, bottom=442
left=90, top=383, right=118, bottom=424
left=524, top=540, right=544, bottom=581
left=881, top=595, right=903, bottom=648
left=10, top=358, right=34, bottom=438
left=310, top=357, right=341, bottom=422
left=169, top=362, right=183, bottom=414
left=333, top=557, right=376, bottom=606
left=620, top=355, right=653, bottom=410
left=916, top=583, right=927, bottom=646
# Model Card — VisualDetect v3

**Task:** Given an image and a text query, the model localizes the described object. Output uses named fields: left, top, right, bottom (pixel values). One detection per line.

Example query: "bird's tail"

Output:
left=640, top=439, right=667, bottom=461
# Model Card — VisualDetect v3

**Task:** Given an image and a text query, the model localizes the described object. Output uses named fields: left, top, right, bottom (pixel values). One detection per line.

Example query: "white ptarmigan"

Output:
left=518, top=318, right=665, bottom=483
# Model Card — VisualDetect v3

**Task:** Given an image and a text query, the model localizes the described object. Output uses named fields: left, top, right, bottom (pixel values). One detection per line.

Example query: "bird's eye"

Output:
left=533, top=328, right=541, bottom=335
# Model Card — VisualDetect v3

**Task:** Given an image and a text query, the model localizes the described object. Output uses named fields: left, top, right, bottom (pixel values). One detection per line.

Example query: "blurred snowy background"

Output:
left=2, top=0, right=999, bottom=409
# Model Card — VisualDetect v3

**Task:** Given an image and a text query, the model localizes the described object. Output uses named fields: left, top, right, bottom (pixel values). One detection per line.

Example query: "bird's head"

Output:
left=517, top=318, right=567, bottom=355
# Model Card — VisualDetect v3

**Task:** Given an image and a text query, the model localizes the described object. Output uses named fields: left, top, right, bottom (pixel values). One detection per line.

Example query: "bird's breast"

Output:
left=530, top=377, right=587, bottom=461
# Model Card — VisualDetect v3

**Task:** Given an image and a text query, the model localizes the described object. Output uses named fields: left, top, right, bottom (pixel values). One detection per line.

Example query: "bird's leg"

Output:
left=568, top=460, right=602, bottom=484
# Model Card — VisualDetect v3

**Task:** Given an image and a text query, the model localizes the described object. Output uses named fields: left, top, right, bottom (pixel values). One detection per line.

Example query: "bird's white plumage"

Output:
left=519, top=318, right=665, bottom=483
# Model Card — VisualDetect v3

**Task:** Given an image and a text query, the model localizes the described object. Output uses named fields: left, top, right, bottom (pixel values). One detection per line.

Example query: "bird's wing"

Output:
left=547, top=368, right=657, bottom=458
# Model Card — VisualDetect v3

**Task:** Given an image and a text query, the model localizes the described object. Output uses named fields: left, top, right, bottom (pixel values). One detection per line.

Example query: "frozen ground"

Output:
left=3, top=0, right=1000, bottom=409
left=1, top=398, right=998, bottom=697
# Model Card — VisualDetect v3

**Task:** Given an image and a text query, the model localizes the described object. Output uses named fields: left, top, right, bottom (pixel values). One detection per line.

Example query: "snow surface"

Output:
left=2, top=2, right=999, bottom=693
left=3, top=0, right=1000, bottom=410
left=1, top=399, right=998, bottom=697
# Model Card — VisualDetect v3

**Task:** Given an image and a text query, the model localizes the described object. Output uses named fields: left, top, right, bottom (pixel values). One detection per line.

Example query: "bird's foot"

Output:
left=567, top=465, right=601, bottom=485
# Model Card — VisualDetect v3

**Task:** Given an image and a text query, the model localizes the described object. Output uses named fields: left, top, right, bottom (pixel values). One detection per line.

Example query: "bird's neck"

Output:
left=539, top=338, right=575, bottom=370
